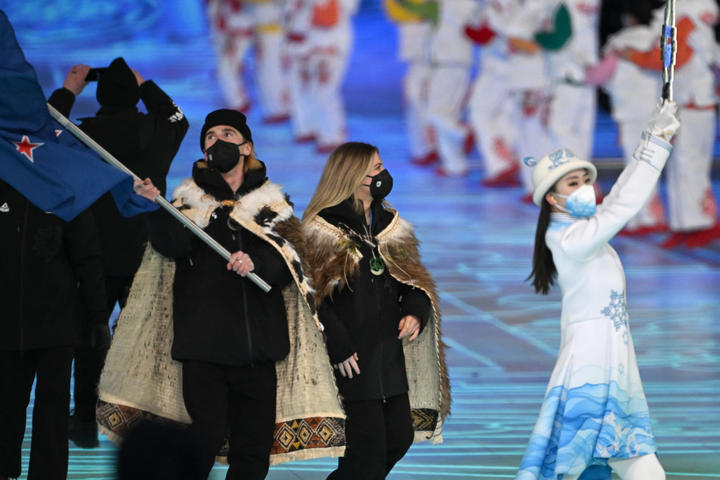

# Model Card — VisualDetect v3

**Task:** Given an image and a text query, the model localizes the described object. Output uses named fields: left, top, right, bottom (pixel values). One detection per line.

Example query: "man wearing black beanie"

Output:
left=47, top=58, right=188, bottom=448
left=137, top=108, right=303, bottom=479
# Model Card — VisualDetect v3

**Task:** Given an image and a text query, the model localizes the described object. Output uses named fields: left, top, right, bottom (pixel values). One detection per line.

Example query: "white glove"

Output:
left=645, top=100, right=680, bottom=142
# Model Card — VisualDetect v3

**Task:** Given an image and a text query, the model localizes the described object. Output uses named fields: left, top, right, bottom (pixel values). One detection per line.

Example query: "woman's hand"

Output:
left=227, top=250, right=254, bottom=276
left=334, top=353, right=360, bottom=378
left=398, top=315, right=421, bottom=341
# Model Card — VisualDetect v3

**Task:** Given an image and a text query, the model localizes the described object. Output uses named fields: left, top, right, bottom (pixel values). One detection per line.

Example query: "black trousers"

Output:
left=327, top=393, right=414, bottom=480
left=0, top=347, right=73, bottom=479
left=182, top=360, right=277, bottom=480
left=72, top=275, right=130, bottom=419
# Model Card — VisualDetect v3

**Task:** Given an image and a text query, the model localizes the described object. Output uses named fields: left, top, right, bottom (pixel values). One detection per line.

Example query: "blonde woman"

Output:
left=302, top=142, right=450, bottom=480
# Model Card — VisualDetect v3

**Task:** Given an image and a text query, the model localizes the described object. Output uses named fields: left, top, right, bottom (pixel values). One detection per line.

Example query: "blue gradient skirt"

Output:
left=516, top=318, right=657, bottom=479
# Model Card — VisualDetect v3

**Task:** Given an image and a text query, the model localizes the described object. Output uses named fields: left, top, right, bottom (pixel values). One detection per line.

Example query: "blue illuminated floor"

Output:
left=9, top=3, right=720, bottom=479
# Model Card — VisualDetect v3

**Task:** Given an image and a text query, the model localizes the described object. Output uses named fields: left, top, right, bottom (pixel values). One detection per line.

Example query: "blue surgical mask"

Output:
left=553, top=184, right=597, bottom=218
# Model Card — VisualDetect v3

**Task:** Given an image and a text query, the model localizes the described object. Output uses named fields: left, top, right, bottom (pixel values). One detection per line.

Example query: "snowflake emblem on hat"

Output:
left=601, top=290, right=629, bottom=337
left=547, top=148, right=577, bottom=170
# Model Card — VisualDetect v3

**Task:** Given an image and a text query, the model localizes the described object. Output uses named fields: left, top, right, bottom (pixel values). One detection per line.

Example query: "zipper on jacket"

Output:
left=18, top=201, right=29, bottom=350
left=371, top=274, right=386, bottom=402
left=240, top=279, right=253, bottom=367
left=236, top=229, right=254, bottom=367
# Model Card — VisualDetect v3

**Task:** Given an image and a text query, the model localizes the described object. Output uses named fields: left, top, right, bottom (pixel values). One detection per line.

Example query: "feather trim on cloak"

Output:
left=96, top=179, right=346, bottom=465
left=302, top=213, right=451, bottom=443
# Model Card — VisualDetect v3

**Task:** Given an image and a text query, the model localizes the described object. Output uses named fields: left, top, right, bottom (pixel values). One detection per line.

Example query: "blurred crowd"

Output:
left=207, top=0, right=360, bottom=153
left=206, top=0, right=720, bottom=248
left=382, top=0, right=720, bottom=248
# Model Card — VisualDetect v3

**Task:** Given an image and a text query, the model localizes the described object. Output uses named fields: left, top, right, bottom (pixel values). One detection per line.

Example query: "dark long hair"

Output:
left=527, top=197, right=556, bottom=295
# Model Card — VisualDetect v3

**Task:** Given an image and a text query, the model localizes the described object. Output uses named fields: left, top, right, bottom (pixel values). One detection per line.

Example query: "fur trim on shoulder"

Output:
left=170, top=178, right=220, bottom=228
left=169, top=179, right=292, bottom=230
left=302, top=216, right=362, bottom=303
left=230, top=181, right=293, bottom=228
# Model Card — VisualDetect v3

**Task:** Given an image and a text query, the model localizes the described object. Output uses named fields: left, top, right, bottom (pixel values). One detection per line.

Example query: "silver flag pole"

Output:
left=660, top=0, right=677, bottom=101
left=47, top=103, right=272, bottom=293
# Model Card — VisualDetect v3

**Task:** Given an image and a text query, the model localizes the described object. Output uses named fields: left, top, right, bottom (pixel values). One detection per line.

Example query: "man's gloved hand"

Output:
left=646, top=100, right=680, bottom=142
left=88, top=323, right=111, bottom=350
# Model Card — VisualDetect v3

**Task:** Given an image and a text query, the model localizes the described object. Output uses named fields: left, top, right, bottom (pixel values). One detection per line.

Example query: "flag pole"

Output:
left=47, top=103, right=272, bottom=293
left=660, top=0, right=677, bottom=101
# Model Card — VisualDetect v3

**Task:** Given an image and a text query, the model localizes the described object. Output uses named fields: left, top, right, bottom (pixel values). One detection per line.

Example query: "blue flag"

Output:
left=0, top=10, right=157, bottom=221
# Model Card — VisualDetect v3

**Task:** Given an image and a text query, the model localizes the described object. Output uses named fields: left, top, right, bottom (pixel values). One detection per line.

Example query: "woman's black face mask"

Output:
left=365, top=169, right=393, bottom=200
left=206, top=139, right=245, bottom=173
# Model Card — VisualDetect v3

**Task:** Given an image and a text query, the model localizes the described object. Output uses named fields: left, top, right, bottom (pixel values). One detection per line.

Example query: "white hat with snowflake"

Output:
left=523, top=148, right=597, bottom=206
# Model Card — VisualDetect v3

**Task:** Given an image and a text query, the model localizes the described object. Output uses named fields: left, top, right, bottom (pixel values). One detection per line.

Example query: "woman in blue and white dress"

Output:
left=516, top=100, right=680, bottom=480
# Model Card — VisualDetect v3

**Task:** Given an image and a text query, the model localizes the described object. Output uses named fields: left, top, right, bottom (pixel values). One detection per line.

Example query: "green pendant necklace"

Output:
left=369, top=255, right=385, bottom=276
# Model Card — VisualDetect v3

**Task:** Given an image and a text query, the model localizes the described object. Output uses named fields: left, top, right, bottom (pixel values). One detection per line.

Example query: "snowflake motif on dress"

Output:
left=601, top=290, right=629, bottom=343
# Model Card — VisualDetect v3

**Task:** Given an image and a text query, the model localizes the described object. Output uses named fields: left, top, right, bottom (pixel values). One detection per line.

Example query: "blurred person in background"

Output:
left=47, top=58, right=188, bottom=448
left=383, top=0, right=439, bottom=166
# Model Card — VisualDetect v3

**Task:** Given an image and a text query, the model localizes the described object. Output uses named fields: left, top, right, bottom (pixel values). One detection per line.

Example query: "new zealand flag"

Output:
left=0, top=9, right=156, bottom=221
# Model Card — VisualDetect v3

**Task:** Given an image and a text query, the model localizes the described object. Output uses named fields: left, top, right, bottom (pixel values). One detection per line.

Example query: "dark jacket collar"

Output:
left=319, top=197, right=393, bottom=236
left=93, top=105, right=139, bottom=117
left=192, top=159, right=268, bottom=201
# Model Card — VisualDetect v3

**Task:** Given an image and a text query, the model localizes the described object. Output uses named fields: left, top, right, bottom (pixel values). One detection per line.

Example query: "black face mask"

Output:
left=206, top=139, right=244, bottom=173
left=365, top=169, right=393, bottom=200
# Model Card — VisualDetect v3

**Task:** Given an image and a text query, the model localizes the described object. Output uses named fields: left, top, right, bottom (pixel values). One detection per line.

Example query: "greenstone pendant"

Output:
left=369, top=256, right=385, bottom=276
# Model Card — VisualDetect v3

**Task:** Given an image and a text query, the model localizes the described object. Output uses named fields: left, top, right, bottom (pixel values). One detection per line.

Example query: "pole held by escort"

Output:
left=660, top=0, right=677, bottom=101
left=47, top=103, right=272, bottom=293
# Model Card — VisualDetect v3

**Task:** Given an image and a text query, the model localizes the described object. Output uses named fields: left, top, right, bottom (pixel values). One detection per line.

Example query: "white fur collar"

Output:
left=171, top=178, right=291, bottom=229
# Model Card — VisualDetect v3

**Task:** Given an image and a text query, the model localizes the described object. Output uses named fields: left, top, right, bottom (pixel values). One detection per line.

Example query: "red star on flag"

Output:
left=13, top=135, right=44, bottom=163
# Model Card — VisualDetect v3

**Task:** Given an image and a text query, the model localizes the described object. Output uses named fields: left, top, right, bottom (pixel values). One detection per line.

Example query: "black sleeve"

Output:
left=64, top=209, right=107, bottom=326
left=145, top=208, right=194, bottom=258
left=318, top=295, right=355, bottom=364
left=248, top=240, right=293, bottom=289
left=47, top=87, right=76, bottom=119
left=399, top=284, right=432, bottom=333
left=137, top=81, right=189, bottom=195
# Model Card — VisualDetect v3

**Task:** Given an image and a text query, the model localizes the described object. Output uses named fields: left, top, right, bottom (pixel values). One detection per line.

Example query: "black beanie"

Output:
left=96, top=57, right=139, bottom=108
left=200, top=109, right=253, bottom=151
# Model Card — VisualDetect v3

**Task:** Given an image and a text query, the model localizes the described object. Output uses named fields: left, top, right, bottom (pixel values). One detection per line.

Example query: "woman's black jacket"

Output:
left=318, top=198, right=431, bottom=402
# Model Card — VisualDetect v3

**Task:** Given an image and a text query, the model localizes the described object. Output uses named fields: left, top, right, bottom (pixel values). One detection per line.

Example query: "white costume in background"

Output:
left=383, top=0, right=437, bottom=163
left=252, top=0, right=291, bottom=120
left=208, top=0, right=254, bottom=110
left=400, top=22, right=436, bottom=162
left=285, top=0, right=316, bottom=141
left=468, top=1, right=518, bottom=183
left=208, top=0, right=290, bottom=119
left=653, top=1, right=719, bottom=232
left=602, top=26, right=665, bottom=230
left=306, top=0, right=360, bottom=151
left=517, top=134, right=672, bottom=479
left=469, top=0, right=554, bottom=190
left=427, top=0, right=476, bottom=175
left=545, top=0, right=601, bottom=162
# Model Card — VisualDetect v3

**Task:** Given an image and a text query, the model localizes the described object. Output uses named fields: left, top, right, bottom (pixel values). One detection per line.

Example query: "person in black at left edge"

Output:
left=0, top=181, right=108, bottom=479
left=47, top=58, right=188, bottom=448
